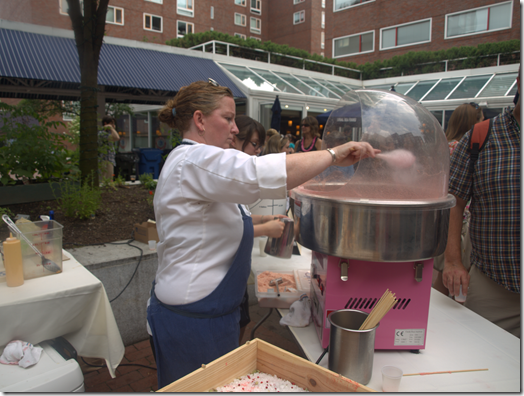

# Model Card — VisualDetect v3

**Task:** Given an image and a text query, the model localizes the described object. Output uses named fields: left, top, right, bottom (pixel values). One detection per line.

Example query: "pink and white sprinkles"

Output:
left=215, top=372, right=308, bottom=392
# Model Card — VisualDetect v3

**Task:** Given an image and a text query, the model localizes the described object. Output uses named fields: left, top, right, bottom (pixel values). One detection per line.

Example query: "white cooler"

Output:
left=0, top=340, right=84, bottom=392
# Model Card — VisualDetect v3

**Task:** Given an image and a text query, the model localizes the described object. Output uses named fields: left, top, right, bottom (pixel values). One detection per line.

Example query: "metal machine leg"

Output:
left=250, top=308, right=273, bottom=340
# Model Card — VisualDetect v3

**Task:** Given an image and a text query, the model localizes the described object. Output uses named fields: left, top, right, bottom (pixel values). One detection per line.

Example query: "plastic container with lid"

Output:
left=255, top=270, right=305, bottom=308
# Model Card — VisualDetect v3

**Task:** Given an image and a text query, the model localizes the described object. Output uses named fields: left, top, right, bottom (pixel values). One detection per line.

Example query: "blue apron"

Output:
left=147, top=204, right=253, bottom=389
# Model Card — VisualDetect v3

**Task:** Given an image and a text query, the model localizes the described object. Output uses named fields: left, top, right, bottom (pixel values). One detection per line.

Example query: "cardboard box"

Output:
left=158, top=338, right=375, bottom=392
left=133, top=221, right=159, bottom=244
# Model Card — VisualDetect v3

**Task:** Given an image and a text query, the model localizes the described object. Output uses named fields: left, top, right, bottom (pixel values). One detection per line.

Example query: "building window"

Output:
left=145, top=0, right=163, bottom=3
left=445, top=1, right=512, bottom=39
left=334, top=0, right=374, bottom=12
left=294, top=0, right=305, bottom=4
left=322, top=0, right=326, bottom=8
left=210, top=6, right=214, bottom=19
left=144, top=13, right=162, bottom=32
left=381, top=19, right=431, bottom=50
left=251, top=0, right=261, bottom=15
left=235, top=0, right=246, bottom=5
left=60, top=0, right=83, bottom=15
left=321, top=11, right=325, bottom=28
left=250, top=17, right=261, bottom=33
left=177, top=21, right=194, bottom=37
left=235, top=13, right=246, bottom=26
left=234, top=33, right=247, bottom=39
left=106, top=6, right=124, bottom=25
left=251, top=36, right=261, bottom=41
left=177, top=0, right=194, bottom=17
left=294, top=11, right=305, bottom=25
left=334, top=30, right=374, bottom=57
left=321, top=31, right=325, bottom=49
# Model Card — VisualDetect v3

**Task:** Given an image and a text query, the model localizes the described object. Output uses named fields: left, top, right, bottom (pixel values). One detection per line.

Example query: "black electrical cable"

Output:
left=81, top=356, right=157, bottom=371
left=69, top=236, right=143, bottom=303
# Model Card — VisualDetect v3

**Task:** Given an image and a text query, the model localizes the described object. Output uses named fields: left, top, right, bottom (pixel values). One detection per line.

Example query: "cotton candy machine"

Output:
left=290, top=89, right=455, bottom=350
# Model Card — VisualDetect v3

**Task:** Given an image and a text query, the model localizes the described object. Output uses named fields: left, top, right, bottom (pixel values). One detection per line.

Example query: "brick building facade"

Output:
left=0, top=0, right=519, bottom=64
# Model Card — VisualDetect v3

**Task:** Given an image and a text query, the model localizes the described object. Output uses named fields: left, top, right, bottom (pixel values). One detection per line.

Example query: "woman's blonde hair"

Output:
left=265, top=134, right=289, bottom=154
left=445, top=103, right=481, bottom=142
left=157, top=80, right=234, bottom=135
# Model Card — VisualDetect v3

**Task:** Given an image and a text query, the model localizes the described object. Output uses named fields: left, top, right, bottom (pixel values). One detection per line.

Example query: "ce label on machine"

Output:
left=393, top=329, right=425, bottom=346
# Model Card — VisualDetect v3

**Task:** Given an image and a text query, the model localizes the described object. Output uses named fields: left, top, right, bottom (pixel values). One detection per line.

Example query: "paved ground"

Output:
left=79, top=302, right=307, bottom=392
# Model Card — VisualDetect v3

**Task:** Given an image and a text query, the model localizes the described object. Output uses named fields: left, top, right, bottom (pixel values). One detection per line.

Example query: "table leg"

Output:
left=250, top=308, right=273, bottom=340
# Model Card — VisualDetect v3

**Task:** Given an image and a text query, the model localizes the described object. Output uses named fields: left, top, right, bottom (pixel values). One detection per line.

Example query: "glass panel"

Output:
left=405, top=80, right=438, bottom=101
left=366, top=84, right=392, bottom=90
left=423, top=77, right=463, bottom=101
left=115, top=9, right=122, bottom=23
left=397, top=21, right=430, bottom=46
left=395, top=82, right=415, bottom=95
left=151, top=114, right=173, bottom=150
left=478, top=73, right=518, bottom=97
left=152, top=16, right=161, bottom=31
left=298, top=76, right=341, bottom=98
left=221, top=64, right=277, bottom=91
left=132, top=113, right=149, bottom=149
left=507, top=84, right=517, bottom=97
left=272, top=71, right=325, bottom=96
left=334, top=0, right=373, bottom=11
left=448, top=75, right=491, bottom=100
left=249, top=67, right=302, bottom=94
left=361, top=32, right=373, bottom=52
left=106, top=8, right=115, bottom=22
left=317, top=79, right=347, bottom=95
left=334, top=37, right=350, bottom=57
left=381, top=28, right=396, bottom=49
left=430, top=110, right=443, bottom=127
left=489, top=2, right=512, bottom=30
left=329, top=81, right=354, bottom=95
left=444, top=110, right=454, bottom=132
left=448, top=9, right=488, bottom=37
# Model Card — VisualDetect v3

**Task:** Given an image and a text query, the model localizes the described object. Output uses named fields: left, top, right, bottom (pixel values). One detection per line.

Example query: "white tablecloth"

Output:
left=0, top=251, right=124, bottom=378
left=251, top=240, right=521, bottom=392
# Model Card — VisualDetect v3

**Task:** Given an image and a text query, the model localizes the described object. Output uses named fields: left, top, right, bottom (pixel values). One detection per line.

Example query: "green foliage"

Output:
left=54, top=175, right=101, bottom=220
left=0, top=102, right=80, bottom=186
left=139, top=173, right=157, bottom=191
left=0, top=207, right=14, bottom=219
left=167, top=31, right=519, bottom=80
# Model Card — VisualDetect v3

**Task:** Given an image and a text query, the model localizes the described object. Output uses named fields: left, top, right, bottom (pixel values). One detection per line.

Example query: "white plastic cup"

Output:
left=259, top=238, right=267, bottom=257
left=148, top=240, right=156, bottom=251
left=454, top=285, right=467, bottom=303
left=381, top=365, right=403, bottom=392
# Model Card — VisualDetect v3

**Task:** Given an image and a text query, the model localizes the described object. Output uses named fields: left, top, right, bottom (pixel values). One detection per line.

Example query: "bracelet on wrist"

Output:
left=326, top=148, right=337, bottom=163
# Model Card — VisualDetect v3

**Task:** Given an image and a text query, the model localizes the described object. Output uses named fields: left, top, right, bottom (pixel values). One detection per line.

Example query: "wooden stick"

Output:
left=403, top=368, right=488, bottom=377
left=360, top=289, right=397, bottom=330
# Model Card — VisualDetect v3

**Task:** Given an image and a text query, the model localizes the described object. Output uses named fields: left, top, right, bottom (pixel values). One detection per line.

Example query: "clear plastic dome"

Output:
left=300, top=89, right=450, bottom=201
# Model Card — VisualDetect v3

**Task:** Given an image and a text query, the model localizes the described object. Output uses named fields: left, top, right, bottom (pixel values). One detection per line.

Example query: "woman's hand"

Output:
left=263, top=219, right=285, bottom=238
left=333, top=142, right=380, bottom=167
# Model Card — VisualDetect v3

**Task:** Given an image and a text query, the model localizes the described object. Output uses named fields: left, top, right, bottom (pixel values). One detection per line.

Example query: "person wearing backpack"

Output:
left=443, top=69, right=521, bottom=337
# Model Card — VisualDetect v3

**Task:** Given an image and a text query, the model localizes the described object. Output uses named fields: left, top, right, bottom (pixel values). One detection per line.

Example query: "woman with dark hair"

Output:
left=147, top=80, right=378, bottom=387
left=295, top=115, right=322, bottom=153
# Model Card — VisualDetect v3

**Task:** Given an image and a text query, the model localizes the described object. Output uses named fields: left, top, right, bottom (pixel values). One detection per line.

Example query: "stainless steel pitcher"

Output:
left=264, top=218, right=294, bottom=259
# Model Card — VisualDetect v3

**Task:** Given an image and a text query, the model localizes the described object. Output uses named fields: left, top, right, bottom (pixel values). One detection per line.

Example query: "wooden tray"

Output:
left=158, top=338, right=375, bottom=392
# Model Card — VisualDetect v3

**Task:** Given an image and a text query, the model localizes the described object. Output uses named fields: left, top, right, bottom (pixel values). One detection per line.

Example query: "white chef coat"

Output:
left=153, top=139, right=287, bottom=305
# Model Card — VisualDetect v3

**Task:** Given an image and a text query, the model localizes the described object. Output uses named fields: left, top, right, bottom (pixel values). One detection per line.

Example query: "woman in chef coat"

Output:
left=147, top=79, right=378, bottom=388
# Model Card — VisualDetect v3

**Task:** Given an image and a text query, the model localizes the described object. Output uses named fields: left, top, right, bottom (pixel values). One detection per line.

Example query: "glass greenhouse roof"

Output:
left=367, top=72, right=518, bottom=102
left=219, top=62, right=358, bottom=98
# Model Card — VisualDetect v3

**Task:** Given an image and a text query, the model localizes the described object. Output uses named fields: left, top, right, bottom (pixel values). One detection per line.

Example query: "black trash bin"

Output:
left=115, top=151, right=140, bottom=181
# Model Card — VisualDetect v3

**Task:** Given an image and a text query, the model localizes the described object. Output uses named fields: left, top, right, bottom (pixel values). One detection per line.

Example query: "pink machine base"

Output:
left=310, top=251, right=433, bottom=350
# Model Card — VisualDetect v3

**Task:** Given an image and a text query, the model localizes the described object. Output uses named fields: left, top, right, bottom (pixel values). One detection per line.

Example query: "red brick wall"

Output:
left=0, top=0, right=519, bottom=64
left=325, top=0, right=521, bottom=64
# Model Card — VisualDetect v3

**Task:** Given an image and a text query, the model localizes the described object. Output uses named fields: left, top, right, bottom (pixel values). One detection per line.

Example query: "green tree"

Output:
left=67, top=0, right=110, bottom=187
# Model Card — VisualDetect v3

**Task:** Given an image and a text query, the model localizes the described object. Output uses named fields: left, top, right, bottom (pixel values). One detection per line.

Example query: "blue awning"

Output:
left=0, top=28, right=246, bottom=98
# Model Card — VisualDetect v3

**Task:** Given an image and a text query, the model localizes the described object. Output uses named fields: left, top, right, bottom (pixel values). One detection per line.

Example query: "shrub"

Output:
left=54, top=175, right=101, bottom=220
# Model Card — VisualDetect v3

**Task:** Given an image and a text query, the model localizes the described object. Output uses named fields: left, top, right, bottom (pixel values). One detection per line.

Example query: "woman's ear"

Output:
left=193, top=110, right=205, bottom=132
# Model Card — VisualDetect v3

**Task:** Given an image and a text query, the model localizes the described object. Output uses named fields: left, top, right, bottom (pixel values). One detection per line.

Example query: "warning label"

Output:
left=393, top=329, right=425, bottom=346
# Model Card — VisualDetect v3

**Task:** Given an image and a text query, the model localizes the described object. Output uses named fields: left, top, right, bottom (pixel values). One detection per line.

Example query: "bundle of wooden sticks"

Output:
left=359, top=289, right=398, bottom=330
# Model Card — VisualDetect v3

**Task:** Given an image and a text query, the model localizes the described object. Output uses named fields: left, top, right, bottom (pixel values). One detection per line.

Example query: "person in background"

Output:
left=260, top=128, right=279, bottom=155
left=98, top=115, right=120, bottom=182
left=295, top=116, right=322, bottom=153
left=285, top=133, right=296, bottom=153
left=265, top=134, right=292, bottom=155
left=147, top=79, right=379, bottom=387
left=229, top=115, right=289, bottom=342
left=432, top=102, right=484, bottom=295
left=443, top=70, right=520, bottom=337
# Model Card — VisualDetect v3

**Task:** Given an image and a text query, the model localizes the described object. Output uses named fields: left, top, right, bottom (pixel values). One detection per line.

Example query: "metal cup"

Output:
left=264, top=218, right=294, bottom=259
left=328, top=309, right=379, bottom=385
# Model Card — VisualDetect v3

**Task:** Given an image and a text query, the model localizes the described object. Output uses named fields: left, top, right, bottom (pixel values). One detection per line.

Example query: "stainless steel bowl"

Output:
left=291, top=186, right=455, bottom=262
